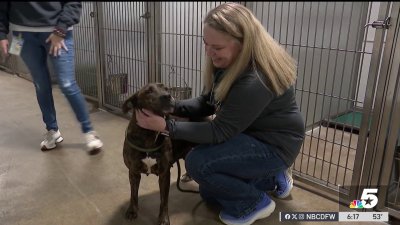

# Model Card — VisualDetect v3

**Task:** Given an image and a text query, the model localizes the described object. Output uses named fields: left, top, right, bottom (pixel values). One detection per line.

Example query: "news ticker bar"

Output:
left=279, top=212, right=388, bottom=222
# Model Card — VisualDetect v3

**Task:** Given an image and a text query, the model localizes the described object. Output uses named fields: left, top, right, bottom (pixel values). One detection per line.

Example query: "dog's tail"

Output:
left=175, top=161, right=200, bottom=194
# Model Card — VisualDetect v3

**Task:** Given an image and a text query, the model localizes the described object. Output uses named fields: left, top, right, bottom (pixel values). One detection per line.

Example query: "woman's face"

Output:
left=203, top=24, right=242, bottom=69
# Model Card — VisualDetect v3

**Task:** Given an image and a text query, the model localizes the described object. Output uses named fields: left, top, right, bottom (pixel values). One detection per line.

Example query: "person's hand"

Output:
left=45, top=34, right=68, bottom=57
left=135, top=109, right=167, bottom=132
left=0, top=39, right=9, bottom=56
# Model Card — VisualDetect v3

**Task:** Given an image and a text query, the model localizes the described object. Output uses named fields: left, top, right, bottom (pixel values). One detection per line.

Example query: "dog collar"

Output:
left=125, top=128, right=164, bottom=153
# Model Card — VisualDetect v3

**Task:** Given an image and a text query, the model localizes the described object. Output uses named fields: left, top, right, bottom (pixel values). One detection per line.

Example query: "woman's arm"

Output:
left=172, top=92, right=215, bottom=118
left=168, top=74, right=274, bottom=144
left=55, top=2, right=82, bottom=34
left=137, top=72, right=274, bottom=144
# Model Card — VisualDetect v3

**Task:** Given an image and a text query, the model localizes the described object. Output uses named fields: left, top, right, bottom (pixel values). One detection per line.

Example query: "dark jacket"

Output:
left=167, top=69, right=305, bottom=166
left=0, top=2, right=81, bottom=40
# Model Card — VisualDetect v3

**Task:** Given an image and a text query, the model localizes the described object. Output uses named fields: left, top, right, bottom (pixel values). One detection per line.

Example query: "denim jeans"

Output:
left=185, top=133, right=287, bottom=218
left=17, top=31, right=93, bottom=133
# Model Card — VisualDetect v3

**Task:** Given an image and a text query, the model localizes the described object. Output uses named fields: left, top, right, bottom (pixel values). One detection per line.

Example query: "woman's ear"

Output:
left=122, top=93, right=138, bottom=114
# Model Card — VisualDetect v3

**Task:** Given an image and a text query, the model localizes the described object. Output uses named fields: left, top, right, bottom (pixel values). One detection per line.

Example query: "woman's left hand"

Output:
left=46, top=34, right=68, bottom=57
left=135, top=109, right=167, bottom=132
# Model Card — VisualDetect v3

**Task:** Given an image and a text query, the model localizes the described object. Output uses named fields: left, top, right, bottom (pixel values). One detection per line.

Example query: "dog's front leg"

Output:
left=126, top=170, right=141, bottom=220
left=158, top=169, right=171, bottom=225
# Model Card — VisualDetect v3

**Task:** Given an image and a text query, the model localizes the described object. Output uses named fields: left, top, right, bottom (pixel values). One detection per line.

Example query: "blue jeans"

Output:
left=185, top=133, right=287, bottom=218
left=17, top=31, right=93, bottom=133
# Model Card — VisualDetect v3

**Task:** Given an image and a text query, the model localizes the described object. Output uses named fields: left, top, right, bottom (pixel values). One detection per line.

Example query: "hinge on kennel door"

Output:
left=365, top=17, right=391, bottom=29
left=140, top=12, right=151, bottom=19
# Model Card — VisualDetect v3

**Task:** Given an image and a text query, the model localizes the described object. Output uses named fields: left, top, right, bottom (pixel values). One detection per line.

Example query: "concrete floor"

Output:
left=0, top=71, right=390, bottom=225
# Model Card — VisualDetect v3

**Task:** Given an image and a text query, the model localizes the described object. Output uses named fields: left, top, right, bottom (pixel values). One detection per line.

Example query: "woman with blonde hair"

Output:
left=136, top=2, right=305, bottom=225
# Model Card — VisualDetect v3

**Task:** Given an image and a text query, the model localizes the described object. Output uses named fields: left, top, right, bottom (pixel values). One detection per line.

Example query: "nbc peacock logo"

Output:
left=349, top=200, right=364, bottom=208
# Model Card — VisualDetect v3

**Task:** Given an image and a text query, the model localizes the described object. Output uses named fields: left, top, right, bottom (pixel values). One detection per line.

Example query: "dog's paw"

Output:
left=125, top=209, right=138, bottom=220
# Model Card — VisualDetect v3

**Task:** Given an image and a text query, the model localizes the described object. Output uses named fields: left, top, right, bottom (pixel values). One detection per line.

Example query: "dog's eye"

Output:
left=164, top=87, right=169, bottom=91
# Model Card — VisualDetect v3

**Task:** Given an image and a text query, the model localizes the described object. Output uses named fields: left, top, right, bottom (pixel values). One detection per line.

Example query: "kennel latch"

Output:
left=364, top=17, right=391, bottom=29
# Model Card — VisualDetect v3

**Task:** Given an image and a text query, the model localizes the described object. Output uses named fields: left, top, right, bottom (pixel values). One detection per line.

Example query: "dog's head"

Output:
left=122, top=83, right=174, bottom=116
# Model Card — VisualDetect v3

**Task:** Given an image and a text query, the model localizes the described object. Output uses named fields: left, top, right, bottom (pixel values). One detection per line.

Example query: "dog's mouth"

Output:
left=162, top=107, right=174, bottom=115
left=161, top=100, right=175, bottom=115
left=162, top=95, right=175, bottom=115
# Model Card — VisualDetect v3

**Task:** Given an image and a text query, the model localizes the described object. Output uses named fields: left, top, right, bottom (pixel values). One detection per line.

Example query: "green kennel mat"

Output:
left=321, top=111, right=371, bottom=134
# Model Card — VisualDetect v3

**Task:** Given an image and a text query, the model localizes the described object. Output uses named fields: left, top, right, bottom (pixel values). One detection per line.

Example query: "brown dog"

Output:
left=121, top=83, right=193, bottom=225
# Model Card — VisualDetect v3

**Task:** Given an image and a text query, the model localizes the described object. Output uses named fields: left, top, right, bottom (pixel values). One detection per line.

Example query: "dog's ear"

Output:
left=122, top=93, right=138, bottom=114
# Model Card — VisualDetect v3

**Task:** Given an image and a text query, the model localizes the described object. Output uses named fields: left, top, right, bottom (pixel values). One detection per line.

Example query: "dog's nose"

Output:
left=161, top=94, right=171, bottom=100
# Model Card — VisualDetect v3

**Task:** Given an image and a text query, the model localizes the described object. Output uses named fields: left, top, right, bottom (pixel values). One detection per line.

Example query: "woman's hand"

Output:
left=0, top=39, right=9, bottom=56
left=46, top=34, right=68, bottom=57
left=135, top=109, right=167, bottom=132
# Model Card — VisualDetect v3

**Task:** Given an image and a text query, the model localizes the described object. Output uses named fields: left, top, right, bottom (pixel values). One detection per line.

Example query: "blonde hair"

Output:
left=203, top=2, right=297, bottom=101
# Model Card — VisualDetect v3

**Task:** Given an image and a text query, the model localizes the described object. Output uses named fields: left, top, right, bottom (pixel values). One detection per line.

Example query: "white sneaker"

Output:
left=41, top=129, right=63, bottom=151
left=180, top=173, right=193, bottom=183
left=85, top=131, right=103, bottom=155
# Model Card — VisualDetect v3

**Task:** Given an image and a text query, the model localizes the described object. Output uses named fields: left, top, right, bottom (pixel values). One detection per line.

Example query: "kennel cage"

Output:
left=105, top=73, right=128, bottom=107
left=169, top=86, right=192, bottom=100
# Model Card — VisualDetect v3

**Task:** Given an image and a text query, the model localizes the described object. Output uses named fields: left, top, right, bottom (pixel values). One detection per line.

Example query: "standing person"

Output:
left=136, top=2, right=305, bottom=225
left=0, top=2, right=103, bottom=155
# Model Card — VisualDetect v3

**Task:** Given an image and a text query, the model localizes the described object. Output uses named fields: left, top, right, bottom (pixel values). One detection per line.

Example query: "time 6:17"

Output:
left=347, top=214, right=359, bottom=220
